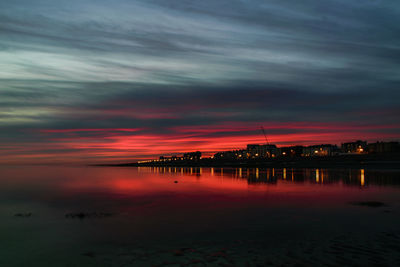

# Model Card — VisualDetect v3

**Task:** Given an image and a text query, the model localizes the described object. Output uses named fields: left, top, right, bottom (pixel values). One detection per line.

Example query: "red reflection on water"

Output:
left=0, top=166, right=399, bottom=211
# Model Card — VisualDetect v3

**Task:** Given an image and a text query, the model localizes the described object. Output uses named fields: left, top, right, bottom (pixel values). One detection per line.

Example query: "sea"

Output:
left=1, top=165, right=400, bottom=266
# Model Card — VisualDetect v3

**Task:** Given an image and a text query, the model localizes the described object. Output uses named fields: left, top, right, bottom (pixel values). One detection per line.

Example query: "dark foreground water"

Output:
left=1, top=166, right=400, bottom=266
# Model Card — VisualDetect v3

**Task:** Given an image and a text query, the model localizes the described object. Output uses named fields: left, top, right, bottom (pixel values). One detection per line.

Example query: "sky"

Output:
left=1, top=0, right=400, bottom=164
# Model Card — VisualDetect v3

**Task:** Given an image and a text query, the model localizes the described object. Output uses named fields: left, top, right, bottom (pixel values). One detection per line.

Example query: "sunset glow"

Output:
left=0, top=121, right=399, bottom=164
left=1, top=0, right=399, bottom=164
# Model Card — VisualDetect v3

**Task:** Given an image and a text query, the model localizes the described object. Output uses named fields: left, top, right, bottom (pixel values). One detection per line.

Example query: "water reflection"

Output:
left=0, top=165, right=399, bottom=267
left=1, top=166, right=399, bottom=210
left=361, top=169, right=365, bottom=187
left=140, top=167, right=400, bottom=187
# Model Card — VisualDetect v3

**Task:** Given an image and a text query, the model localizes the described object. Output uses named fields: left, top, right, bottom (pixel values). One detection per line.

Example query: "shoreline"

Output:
left=95, top=154, right=400, bottom=170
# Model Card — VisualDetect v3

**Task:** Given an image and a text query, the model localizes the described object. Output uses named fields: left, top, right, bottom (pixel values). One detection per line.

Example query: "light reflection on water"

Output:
left=137, top=166, right=398, bottom=188
left=1, top=166, right=400, bottom=266
left=0, top=166, right=399, bottom=206
left=1, top=166, right=399, bottom=203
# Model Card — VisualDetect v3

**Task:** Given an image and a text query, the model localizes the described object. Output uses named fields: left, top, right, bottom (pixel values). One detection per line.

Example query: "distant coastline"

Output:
left=97, top=153, right=400, bottom=169
left=97, top=140, right=400, bottom=169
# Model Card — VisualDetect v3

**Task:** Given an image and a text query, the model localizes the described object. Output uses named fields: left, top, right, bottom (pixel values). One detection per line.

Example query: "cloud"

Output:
left=0, top=0, right=399, bottom=163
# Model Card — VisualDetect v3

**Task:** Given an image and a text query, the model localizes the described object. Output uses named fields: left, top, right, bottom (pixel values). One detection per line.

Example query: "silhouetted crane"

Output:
left=260, top=126, right=269, bottom=145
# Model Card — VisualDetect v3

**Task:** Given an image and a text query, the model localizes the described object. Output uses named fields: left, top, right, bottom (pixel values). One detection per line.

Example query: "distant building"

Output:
left=214, top=150, right=235, bottom=160
left=183, top=151, right=202, bottom=161
left=159, top=155, right=176, bottom=162
left=213, top=144, right=278, bottom=160
left=279, top=146, right=304, bottom=157
left=236, top=149, right=247, bottom=159
left=246, top=144, right=278, bottom=158
left=368, top=141, right=400, bottom=154
left=214, top=149, right=247, bottom=160
left=303, top=144, right=339, bottom=156
left=341, top=140, right=367, bottom=153
left=171, top=155, right=183, bottom=161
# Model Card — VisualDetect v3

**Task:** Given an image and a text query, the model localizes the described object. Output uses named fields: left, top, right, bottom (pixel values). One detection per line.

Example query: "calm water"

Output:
left=1, top=166, right=400, bottom=266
